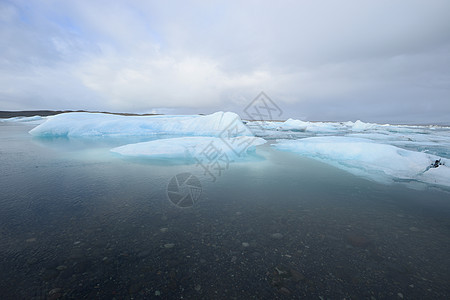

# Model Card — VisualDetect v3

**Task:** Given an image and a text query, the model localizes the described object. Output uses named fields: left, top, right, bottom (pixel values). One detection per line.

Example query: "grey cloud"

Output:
left=1, top=0, right=449, bottom=123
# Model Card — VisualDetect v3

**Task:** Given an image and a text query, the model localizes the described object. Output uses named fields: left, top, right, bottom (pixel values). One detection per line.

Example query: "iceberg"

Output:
left=1, top=115, right=45, bottom=124
left=247, top=118, right=450, bottom=139
left=302, top=121, right=342, bottom=133
left=273, top=136, right=450, bottom=187
left=245, top=121, right=283, bottom=131
left=345, top=126, right=450, bottom=158
left=345, top=120, right=378, bottom=131
left=24, top=110, right=449, bottom=187
left=245, top=119, right=307, bottom=132
left=278, top=119, right=307, bottom=131
left=110, top=136, right=266, bottom=161
left=246, top=119, right=337, bottom=133
left=29, top=112, right=252, bottom=137
left=244, top=117, right=450, bottom=160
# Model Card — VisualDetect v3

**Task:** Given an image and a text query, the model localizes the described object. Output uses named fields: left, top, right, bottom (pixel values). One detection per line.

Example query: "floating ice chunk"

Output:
left=246, top=119, right=307, bottom=132
left=345, top=120, right=378, bottom=131
left=273, top=136, right=450, bottom=187
left=29, top=112, right=251, bottom=137
left=1, top=115, right=45, bottom=124
left=346, top=131, right=450, bottom=157
left=248, top=118, right=449, bottom=137
left=303, top=121, right=342, bottom=133
left=278, top=119, right=307, bottom=131
left=245, top=121, right=281, bottom=130
left=246, top=119, right=338, bottom=133
left=110, top=136, right=266, bottom=161
left=344, top=120, right=434, bottom=134
left=245, top=118, right=450, bottom=162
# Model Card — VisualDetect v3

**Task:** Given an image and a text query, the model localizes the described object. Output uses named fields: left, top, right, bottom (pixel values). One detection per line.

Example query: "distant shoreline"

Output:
left=0, top=110, right=159, bottom=118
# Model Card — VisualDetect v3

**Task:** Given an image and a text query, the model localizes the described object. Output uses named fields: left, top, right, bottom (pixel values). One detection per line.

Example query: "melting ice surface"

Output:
left=246, top=119, right=307, bottom=132
left=0, top=115, right=46, bottom=125
left=111, top=136, right=266, bottom=160
left=29, top=111, right=251, bottom=137
left=273, top=137, right=449, bottom=187
left=247, top=118, right=450, bottom=187
left=247, top=119, right=450, bottom=156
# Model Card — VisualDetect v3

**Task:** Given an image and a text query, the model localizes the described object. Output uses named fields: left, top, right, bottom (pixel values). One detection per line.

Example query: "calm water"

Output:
left=1, top=123, right=450, bottom=299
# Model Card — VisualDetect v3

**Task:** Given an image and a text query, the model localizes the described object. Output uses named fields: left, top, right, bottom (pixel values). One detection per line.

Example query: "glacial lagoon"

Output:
left=1, top=116, right=450, bottom=299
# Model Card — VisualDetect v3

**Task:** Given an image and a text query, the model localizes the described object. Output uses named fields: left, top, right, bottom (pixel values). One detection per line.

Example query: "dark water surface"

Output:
left=1, top=123, right=450, bottom=299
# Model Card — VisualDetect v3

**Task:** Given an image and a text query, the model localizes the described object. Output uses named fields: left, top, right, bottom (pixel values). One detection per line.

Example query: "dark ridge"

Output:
left=0, top=110, right=160, bottom=118
left=0, top=110, right=69, bottom=118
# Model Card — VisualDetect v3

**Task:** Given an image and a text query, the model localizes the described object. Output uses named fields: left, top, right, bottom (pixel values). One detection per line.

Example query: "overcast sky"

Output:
left=1, top=0, right=449, bottom=123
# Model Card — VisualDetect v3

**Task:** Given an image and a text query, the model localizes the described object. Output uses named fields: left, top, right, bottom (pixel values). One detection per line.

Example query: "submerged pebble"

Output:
left=271, top=233, right=284, bottom=239
left=164, top=243, right=175, bottom=249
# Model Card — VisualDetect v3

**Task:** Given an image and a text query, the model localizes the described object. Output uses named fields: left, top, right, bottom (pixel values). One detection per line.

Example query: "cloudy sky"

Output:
left=1, top=0, right=449, bottom=123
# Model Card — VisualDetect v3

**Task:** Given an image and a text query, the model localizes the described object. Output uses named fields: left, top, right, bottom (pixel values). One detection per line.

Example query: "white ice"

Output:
left=273, top=136, right=450, bottom=187
left=29, top=112, right=251, bottom=137
left=246, top=119, right=338, bottom=133
left=246, top=118, right=450, bottom=157
left=27, top=111, right=449, bottom=187
left=110, top=136, right=266, bottom=161
left=247, top=118, right=449, bottom=135
left=278, top=119, right=308, bottom=131
left=246, top=119, right=307, bottom=132
left=1, top=115, right=46, bottom=124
